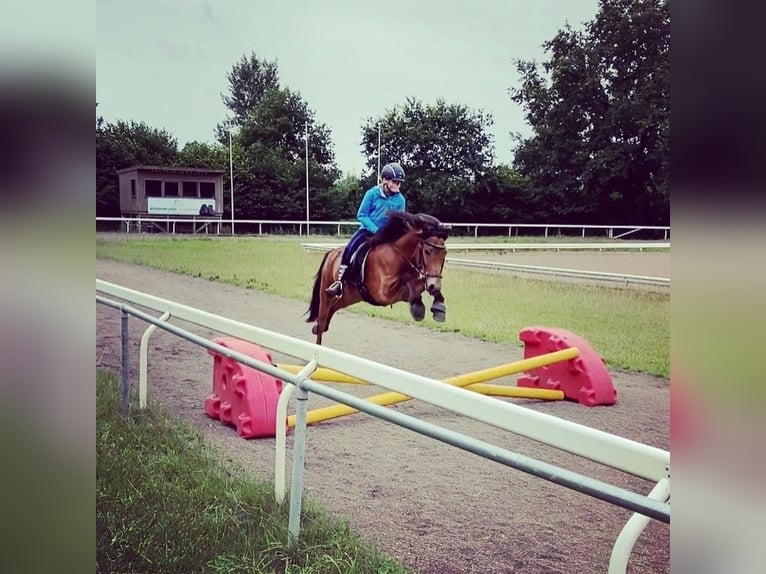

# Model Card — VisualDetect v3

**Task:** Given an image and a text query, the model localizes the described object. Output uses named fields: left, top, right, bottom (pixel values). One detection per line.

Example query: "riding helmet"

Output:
left=381, top=162, right=405, bottom=182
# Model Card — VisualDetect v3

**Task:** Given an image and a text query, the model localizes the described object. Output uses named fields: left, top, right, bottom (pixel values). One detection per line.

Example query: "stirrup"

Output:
left=325, top=280, right=343, bottom=297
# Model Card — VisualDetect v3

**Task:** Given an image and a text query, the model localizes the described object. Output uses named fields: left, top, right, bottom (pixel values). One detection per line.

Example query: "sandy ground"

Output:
left=96, top=250, right=669, bottom=574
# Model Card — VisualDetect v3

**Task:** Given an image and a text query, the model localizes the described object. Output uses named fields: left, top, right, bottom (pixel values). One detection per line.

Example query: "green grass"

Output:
left=97, top=369, right=408, bottom=574
left=96, top=235, right=669, bottom=377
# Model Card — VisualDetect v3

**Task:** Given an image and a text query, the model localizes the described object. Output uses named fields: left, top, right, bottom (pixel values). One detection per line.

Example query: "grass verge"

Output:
left=96, top=236, right=669, bottom=377
left=96, top=369, right=408, bottom=574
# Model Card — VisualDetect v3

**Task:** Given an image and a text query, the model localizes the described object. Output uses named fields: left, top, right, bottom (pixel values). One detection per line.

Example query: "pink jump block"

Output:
left=204, top=337, right=284, bottom=438
left=517, top=326, right=617, bottom=406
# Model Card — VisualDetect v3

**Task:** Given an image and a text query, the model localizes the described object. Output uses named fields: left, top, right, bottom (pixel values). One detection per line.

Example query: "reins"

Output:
left=392, top=236, right=446, bottom=280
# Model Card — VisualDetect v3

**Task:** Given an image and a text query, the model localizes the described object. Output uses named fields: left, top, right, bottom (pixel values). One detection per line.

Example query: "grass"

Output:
left=97, top=369, right=408, bottom=574
left=96, top=235, right=669, bottom=377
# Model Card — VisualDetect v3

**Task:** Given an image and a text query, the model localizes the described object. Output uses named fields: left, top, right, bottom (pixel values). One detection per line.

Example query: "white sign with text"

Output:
left=147, top=197, right=216, bottom=216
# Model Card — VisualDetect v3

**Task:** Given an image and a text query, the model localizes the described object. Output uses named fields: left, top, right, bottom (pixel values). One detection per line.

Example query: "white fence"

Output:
left=300, top=242, right=671, bottom=287
left=95, top=216, right=670, bottom=240
left=96, top=279, right=670, bottom=573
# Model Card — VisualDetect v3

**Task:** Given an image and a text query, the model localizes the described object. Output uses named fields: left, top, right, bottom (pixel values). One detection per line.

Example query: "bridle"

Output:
left=393, top=237, right=446, bottom=281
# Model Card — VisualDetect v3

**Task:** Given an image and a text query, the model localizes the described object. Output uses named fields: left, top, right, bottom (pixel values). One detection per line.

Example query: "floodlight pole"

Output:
left=229, top=129, right=235, bottom=235
left=305, top=120, right=310, bottom=236
left=377, top=123, right=381, bottom=182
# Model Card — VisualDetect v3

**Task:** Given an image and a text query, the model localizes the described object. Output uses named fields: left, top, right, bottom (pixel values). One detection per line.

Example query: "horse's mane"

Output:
left=367, top=211, right=449, bottom=248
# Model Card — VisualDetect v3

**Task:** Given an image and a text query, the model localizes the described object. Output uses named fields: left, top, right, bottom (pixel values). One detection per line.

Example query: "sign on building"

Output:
left=147, top=197, right=217, bottom=216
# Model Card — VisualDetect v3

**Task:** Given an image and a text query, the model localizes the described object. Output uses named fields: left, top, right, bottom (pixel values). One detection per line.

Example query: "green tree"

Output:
left=469, top=165, right=538, bottom=223
left=220, top=54, right=340, bottom=220
left=216, top=51, right=279, bottom=137
left=96, top=119, right=179, bottom=217
left=178, top=141, right=227, bottom=169
left=310, top=174, right=361, bottom=222
left=360, top=98, right=495, bottom=220
left=510, top=0, right=669, bottom=224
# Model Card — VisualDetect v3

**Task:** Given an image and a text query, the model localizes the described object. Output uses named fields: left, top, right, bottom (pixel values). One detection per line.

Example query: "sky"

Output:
left=97, top=0, right=600, bottom=176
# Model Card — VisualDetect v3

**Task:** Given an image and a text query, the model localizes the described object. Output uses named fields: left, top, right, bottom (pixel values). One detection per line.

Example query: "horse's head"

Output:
left=413, top=214, right=449, bottom=295
left=368, top=211, right=449, bottom=295
left=418, top=233, right=447, bottom=295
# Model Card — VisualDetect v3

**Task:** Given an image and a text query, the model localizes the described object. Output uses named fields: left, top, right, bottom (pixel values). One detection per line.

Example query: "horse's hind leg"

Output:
left=312, top=294, right=332, bottom=345
left=311, top=322, right=325, bottom=345
left=311, top=250, right=342, bottom=344
left=312, top=300, right=344, bottom=345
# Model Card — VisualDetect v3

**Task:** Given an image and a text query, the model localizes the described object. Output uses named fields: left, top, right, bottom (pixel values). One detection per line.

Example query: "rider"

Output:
left=325, top=162, right=406, bottom=297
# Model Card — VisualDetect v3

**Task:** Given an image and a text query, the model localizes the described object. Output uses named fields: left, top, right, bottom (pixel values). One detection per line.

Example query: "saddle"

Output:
left=345, top=242, right=379, bottom=306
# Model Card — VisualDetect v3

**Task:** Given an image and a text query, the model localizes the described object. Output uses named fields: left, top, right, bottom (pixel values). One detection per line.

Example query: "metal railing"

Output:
left=299, top=243, right=671, bottom=287
left=96, top=217, right=670, bottom=240
left=96, top=279, right=670, bottom=573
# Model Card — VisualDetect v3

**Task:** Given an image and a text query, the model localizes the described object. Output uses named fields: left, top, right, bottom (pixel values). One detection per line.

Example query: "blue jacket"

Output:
left=356, top=185, right=406, bottom=233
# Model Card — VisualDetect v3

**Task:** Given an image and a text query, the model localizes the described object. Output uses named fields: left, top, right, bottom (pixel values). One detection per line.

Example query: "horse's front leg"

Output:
left=404, top=280, right=426, bottom=321
left=430, top=289, right=446, bottom=322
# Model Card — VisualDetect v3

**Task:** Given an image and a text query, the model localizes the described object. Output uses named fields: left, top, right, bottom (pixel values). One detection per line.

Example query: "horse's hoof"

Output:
left=311, top=324, right=318, bottom=335
left=410, top=302, right=425, bottom=321
left=431, top=302, right=446, bottom=322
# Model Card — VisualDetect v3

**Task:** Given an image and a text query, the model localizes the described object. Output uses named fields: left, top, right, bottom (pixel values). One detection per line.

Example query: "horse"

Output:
left=306, top=211, right=449, bottom=345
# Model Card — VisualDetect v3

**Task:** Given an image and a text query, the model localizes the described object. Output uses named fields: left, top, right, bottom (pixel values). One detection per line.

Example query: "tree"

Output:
left=96, top=119, right=179, bottom=217
left=178, top=141, right=227, bottom=169
left=510, top=0, right=669, bottom=224
left=216, top=51, right=280, bottom=138
left=310, top=174, right=362, bottom=222
left=219, top=54, right=341, bottom=220
left=469, top=165, right=539, bottom=223
left=360, top=98, right=495, bottom=220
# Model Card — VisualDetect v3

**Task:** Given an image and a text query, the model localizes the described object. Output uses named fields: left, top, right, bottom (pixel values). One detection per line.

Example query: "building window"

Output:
left=200, top=182, right=215, bottom=199
left=182, top=181, right=198, bottom=197
left=164, top=181, right=179, bottom=196
left=130, top=179, right=136, bottom=199
left=145, top=179, right=162, bottom=197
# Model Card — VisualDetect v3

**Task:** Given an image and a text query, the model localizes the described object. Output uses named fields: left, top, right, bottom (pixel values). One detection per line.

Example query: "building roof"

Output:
left=117, top=165, right=226, bottom=176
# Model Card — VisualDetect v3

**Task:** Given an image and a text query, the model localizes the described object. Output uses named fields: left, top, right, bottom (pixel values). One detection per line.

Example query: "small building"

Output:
left=117, top=165, right=226, bottom=233
left=118, top=165, right=225, bottom=217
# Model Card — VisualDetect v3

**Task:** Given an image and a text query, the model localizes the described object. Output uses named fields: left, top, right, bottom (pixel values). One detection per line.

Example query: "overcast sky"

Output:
left=97, top=0, right=600, bottom=175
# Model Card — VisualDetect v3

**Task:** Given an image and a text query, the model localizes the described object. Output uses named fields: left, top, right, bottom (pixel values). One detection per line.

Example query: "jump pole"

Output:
left=286, top=347, right=578, bottom=428
left=276, top=364, right=369, bottom=385
left=278, top=363, right=564, bottom=399
left=465, top=384, right=564, bottom=400
left=278, top=363, right=563, bottom=399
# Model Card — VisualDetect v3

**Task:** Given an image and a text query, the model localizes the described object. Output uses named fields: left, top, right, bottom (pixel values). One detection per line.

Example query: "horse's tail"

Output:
left=306, top=250, right=331, bottom=322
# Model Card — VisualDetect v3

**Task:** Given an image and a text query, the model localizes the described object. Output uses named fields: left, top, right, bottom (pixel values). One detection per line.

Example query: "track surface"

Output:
left=96, top=253, right=669, bottom=574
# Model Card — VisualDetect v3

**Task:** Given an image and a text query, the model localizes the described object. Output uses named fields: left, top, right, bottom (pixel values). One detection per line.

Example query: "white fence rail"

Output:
left=96, top=279, right=670, bottom=573
left=301, top=242, right=670, bottom=252
left=300, top=243, right=671, bottom=287
left=96, top=216, right=670, bottom=240
left=446, top=258, right=670, bottom=287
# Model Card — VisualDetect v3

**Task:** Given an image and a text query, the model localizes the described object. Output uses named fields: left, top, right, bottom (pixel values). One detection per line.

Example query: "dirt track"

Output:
left=96, top=254, right=669, bottom=574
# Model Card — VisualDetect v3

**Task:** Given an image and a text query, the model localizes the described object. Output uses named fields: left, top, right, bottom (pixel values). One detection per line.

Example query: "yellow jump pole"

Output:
left=277, top=364, right=564, bottom=400
left=286, top=347, right=579, bottom=428
left=276, top=364, right=369, bottom=385
left=465, top=383, right=564, bottom=400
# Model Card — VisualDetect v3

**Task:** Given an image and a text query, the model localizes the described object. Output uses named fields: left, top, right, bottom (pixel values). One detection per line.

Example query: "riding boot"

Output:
left=326, top=264, right=348, bottom=297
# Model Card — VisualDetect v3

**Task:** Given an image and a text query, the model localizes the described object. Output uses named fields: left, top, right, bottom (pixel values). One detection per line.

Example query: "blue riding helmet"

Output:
left=381, top=162, right=405, bottom=182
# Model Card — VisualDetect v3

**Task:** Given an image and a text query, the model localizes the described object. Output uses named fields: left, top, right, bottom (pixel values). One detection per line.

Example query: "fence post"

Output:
left=120, top=308, right=130, bottom=417
left=288, top=360, right=317, bottom=543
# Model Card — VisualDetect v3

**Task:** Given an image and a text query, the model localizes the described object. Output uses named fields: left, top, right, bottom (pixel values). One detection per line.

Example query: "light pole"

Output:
left=229, top=129, right=234, bottom=235
left=377, top=123, right=381, bottom=181
left=305, top=120, right=309, bottom=236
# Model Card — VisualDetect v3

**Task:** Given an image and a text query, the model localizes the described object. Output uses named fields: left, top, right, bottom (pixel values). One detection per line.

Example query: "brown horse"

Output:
left=306, top=212, right=449, bottom=345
